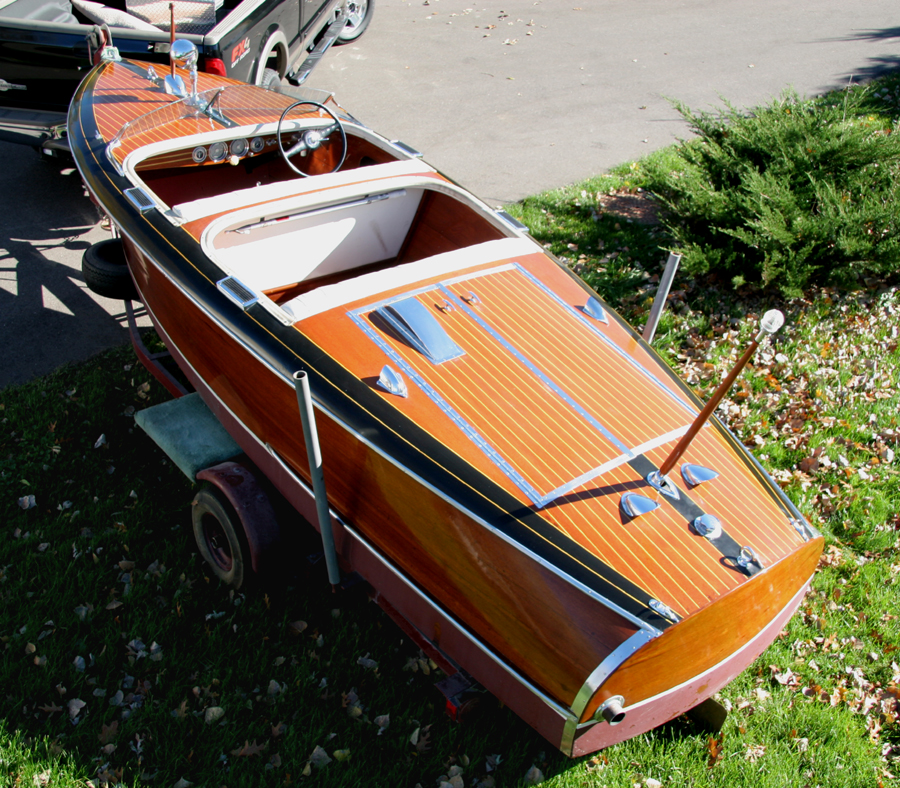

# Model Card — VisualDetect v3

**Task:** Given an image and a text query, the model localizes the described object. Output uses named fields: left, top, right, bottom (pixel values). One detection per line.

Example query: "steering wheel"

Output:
left=276, top=100, right=347, bottom=177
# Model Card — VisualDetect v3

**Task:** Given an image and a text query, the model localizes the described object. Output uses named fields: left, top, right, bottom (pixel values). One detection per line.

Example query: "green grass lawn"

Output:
left=4, top=89, right=900, bottom=786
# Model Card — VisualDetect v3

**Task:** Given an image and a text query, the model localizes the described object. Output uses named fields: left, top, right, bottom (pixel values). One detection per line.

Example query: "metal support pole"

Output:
left=642, top=252, right=681, bottom=345
left=294, top=370, right=341, bottom=587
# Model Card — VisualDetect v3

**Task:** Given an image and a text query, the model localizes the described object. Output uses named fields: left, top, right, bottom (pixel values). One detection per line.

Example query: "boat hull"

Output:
left=132, top=243, right=820, bottom=754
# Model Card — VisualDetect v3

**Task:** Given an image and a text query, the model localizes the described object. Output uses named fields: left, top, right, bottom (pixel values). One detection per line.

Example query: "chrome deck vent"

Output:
left=682, top=463, right=719, bottom=487
left=620, top=493, right=659, bottom=519
left=124, top=187, right=156, bottom=214
left=583, top=297, right=608, bottom=324
left=375, top=298, right=465, bottom=364
left=377, top=365, right=408, bottom=398
left=217, top=277, right=258, bottom=310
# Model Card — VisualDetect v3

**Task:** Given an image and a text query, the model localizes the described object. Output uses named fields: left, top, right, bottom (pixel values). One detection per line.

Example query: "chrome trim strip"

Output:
left=341, top=520, right=575, bottom=720
left=114, top=222, right=658, bottom=635
left=439, top=262, right=516, bottom=287
left=560, top=628, right=656, bottom=752
left=629, top=425, right=689, bottom=457
left=571, top=630, right=656, bottom=716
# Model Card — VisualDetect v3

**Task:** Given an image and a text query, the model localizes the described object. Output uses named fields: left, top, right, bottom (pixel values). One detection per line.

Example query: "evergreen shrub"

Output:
left=642, top=86, right=900, bottom=295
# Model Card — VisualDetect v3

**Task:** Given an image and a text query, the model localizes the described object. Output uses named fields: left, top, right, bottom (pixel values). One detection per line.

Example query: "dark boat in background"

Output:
left=68, top=42, right=823, bottom=756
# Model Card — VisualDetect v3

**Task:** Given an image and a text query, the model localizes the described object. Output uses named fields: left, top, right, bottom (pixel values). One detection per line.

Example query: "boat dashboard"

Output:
left=138, top=132, right=284, bottom=170
left=131, top=120, right=415, bottom=215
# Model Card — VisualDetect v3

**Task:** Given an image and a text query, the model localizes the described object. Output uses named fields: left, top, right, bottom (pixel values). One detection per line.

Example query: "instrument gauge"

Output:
left=250, top=136, right=265, bottom=154
left=208, top=141, right=228, bottom=162
left=191, top=146, right=208, bottom=163
left=230, top=138, right=249, bottom=158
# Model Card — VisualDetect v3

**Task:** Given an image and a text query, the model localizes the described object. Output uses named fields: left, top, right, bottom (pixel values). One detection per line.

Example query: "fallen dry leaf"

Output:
left=231, top=739, right=267, bottom=758
left=99, top=720, right=118, bottom=745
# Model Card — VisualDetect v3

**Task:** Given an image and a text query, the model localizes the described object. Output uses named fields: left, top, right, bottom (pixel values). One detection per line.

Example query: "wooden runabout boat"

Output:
left=68, top=42, right=823, bottom=756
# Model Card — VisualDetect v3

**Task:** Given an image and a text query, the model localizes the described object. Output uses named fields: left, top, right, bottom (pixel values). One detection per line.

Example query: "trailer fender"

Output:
left=195, top=461, right=282, bottom=575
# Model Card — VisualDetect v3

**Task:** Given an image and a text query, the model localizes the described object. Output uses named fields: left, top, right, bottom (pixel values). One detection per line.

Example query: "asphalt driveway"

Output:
left=1, top=0, right=898, bottom=387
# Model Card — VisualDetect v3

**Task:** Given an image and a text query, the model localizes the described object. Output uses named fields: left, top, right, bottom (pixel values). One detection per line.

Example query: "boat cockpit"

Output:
left=114, top=82, right=533, bottom=326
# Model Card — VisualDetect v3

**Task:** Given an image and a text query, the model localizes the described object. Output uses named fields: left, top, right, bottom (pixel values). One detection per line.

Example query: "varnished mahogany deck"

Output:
left=301, top=250, right=807, bottom=620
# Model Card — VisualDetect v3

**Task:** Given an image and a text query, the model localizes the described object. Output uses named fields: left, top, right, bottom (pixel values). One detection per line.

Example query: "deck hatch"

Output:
left=374, top=297, right=465, bottom=364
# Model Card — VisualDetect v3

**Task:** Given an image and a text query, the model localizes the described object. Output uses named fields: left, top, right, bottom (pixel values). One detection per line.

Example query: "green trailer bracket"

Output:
left=134, top=392, right=241, bottom=480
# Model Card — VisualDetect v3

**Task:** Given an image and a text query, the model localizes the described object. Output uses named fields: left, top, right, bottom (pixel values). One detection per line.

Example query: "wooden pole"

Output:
left=657, top=309, right=784, bottom=479
left=658, top=339, right=759, bottom=479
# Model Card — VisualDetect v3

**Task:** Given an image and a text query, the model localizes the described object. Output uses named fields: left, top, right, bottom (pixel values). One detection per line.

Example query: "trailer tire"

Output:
left=82, top=239, right=137, bottom=301
left=336, top=0, right=373, bottom=43
left=192, top=484, right=250, bottom=589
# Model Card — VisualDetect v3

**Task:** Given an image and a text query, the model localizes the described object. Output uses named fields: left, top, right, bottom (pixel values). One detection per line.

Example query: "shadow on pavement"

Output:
left=0, top=145, right=150, bottom=390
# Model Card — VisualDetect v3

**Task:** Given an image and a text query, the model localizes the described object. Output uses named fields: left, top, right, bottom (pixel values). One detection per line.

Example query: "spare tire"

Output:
left=82, top=239, right=138, bottom=301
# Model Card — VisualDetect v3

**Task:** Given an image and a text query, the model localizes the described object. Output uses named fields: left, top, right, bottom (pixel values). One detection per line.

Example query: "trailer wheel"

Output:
left=192, top=484, right=250, bottom=589
left=336, top=0, right=373, bottom=43
left=82, top=239, right=138, bottom=301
